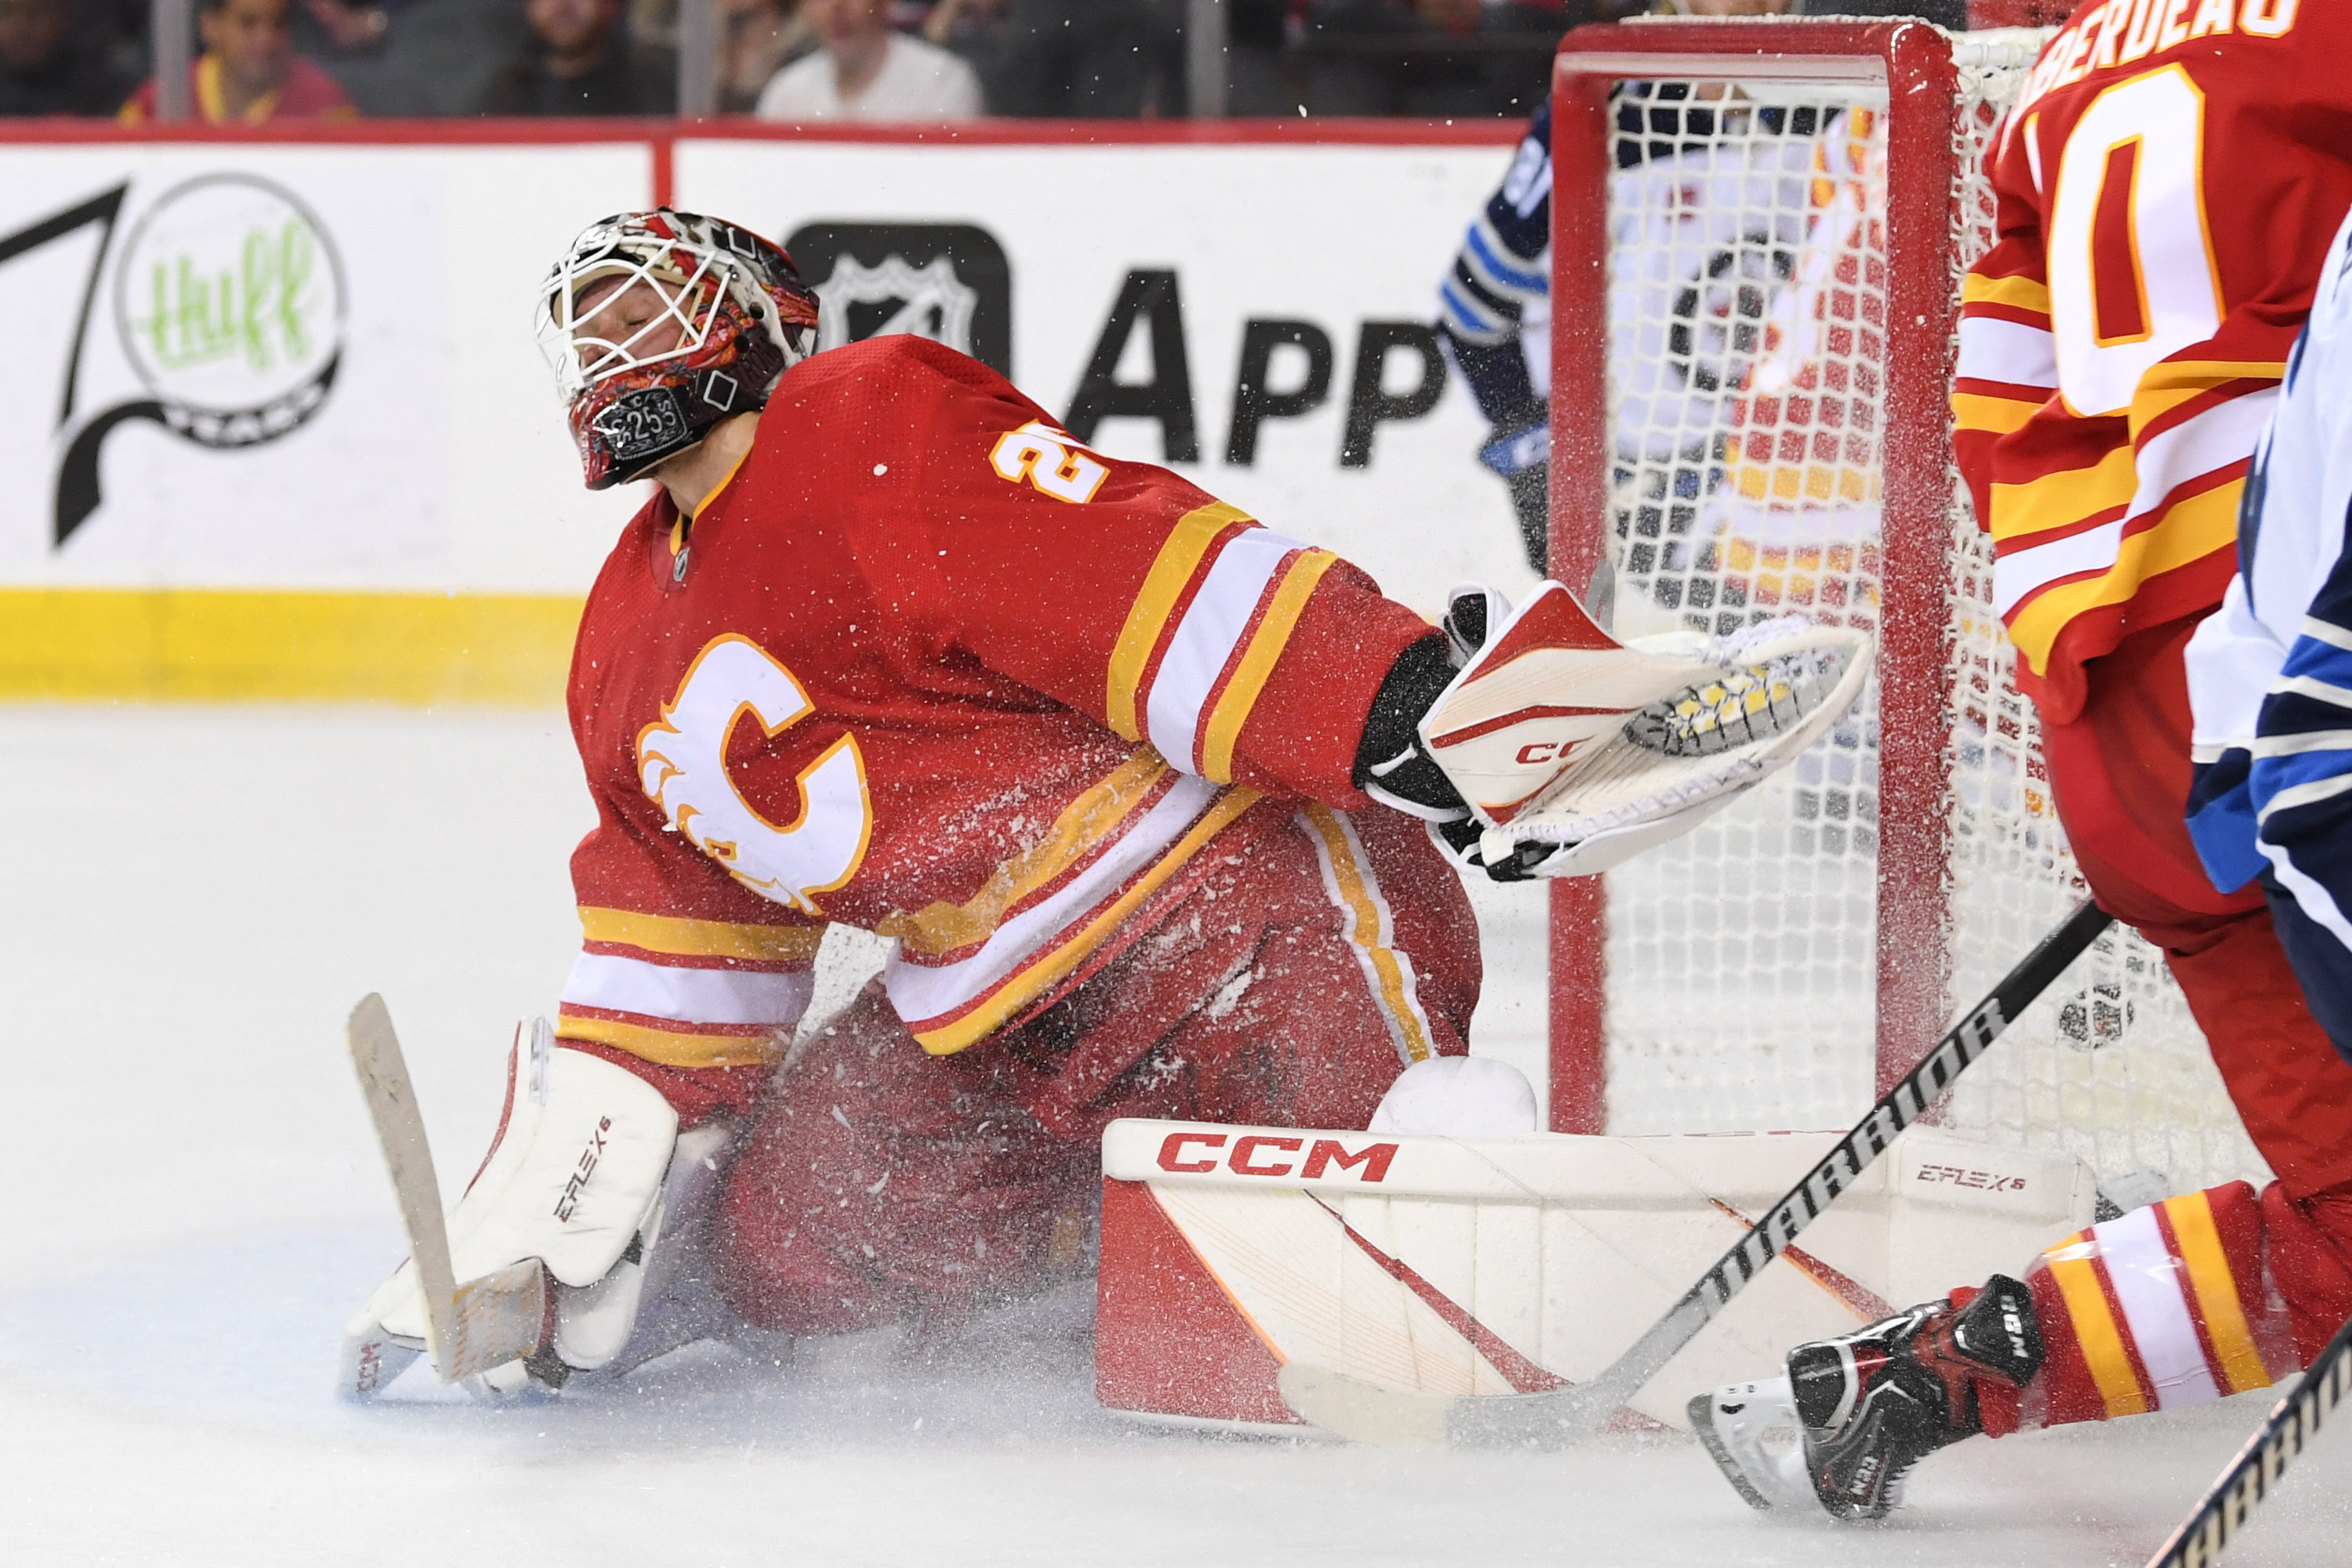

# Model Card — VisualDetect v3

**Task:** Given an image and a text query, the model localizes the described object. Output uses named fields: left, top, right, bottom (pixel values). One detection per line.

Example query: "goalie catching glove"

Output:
left=339, top=1019, right=730, bottom=1400
left=1360, top=581, right=1871, bottom=879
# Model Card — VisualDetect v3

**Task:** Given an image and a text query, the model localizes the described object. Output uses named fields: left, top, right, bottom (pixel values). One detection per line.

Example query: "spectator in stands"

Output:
left=321, top=0, right=531, bottom=117
left=928, top=0, right=1182, bottom=117
left=756, top=0, right=980, bottom=121
left=720, top=0, right=811, bottom=113
left=122, top=0, right=359, bottom=122
left=298, top=0, right=400, bottom=53
left=479, top=0, right=676, bottom=114
left=0, top=0, right=134, bottom=116
left=1222, top=0, right=1293, bottom=116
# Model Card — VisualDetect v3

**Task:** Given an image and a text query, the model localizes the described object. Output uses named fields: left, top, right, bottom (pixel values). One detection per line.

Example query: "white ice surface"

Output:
left=3, top=703, right=2347, bottom=1566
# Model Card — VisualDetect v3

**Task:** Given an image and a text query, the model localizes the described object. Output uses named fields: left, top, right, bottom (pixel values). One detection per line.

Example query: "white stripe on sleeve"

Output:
left=1958, top=315, right=2057, bottom=389
left=1143, top=528, right=1303, bottom=775
left=562, top=950, right=813, bottom=1028
left=2095, top=1206, right=2221, bottom=1412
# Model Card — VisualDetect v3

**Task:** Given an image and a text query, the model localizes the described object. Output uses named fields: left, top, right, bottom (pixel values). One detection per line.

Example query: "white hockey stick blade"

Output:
left=1499, top=624, right=1873, bottom=850
left=1276, top=1363, right=1453, bottom=1449
left=338, top=1258, right=551, bottom=1399
left=347, top=993, right=460, bottom=1381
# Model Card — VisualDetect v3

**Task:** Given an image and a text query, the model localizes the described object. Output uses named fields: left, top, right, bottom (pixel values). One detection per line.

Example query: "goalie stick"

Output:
left=1278, top=899, right=2117, bottom=1448
left=2141, top=1309, right=2352, bottom=1568
left=346, top=994, right=548, bottom=1386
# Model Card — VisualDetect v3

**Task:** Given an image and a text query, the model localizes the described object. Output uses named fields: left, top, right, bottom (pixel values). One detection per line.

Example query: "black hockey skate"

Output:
left=1695, top=1273, right=2044, bottom=1521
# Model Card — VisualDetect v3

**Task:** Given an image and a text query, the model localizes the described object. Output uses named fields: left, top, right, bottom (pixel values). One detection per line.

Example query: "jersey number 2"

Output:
left=636, top=636, right=873, bottom=917
left=2046, top=65, right=2224, bottom=417
left=990, top=420, right=1109, bottom=503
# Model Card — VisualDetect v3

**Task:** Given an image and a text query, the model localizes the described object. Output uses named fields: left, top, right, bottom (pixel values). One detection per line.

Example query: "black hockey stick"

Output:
left=2142, top=1308, right=2352, bottom=1568
left=1278, top=898, right=2117, bottom=1449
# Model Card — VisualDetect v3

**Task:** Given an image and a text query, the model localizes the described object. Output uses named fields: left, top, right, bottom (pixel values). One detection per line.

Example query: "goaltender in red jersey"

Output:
left=340, top=210, right=1869, bottom=1396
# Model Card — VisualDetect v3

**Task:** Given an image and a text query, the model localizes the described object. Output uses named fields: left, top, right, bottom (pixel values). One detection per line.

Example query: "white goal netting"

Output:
left=1582, top=26, right=2270, bottom=1198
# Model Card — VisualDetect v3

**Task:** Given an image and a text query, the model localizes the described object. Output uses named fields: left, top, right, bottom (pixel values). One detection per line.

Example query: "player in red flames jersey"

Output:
left=335, top=208, right=1868, bottom=1398
left=1696, top=0, right=2352, bottom=1522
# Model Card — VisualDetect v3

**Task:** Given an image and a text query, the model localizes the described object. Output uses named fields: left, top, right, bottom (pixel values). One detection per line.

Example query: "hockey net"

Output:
left=1544, top=18, right=2269, bottom=1198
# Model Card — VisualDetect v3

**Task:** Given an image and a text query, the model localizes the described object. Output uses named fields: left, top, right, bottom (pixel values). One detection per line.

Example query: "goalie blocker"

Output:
left=340, top=1019, right=730, bottom=1400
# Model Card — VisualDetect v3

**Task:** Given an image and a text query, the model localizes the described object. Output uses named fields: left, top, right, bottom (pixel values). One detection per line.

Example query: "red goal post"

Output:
left=1546, top=18, right=1967, bottom=1134
left=1537, top=18, right=2270, bottom=1198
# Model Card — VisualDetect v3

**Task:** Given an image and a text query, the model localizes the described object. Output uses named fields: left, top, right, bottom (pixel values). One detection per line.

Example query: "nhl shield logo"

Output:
left=782, top=222, right=1012, bottom=377
left=816, top=254, right=977, bottom=359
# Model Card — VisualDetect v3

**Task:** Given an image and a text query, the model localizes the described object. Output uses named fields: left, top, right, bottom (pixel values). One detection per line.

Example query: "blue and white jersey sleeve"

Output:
left=1441, top=104, right=1552, bottom=354
left=2184, top=203, right=2352, bottom=960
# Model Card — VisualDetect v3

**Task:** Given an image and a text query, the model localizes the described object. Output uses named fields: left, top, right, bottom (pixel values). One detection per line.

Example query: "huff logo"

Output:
left=554, top=1115, right=614, bottom=1221
left=2, top=171, right=348, bottom=546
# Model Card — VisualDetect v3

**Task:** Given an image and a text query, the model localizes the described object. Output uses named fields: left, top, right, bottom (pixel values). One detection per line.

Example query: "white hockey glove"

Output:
left=338, top=1019, right=731, bottom=1401
left=1417, top=582, right=1871, bottom=879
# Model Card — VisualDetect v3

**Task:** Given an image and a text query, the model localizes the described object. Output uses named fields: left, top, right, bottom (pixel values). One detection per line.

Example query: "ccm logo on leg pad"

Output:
left=1156, top=1131, right=1399, bottom=1182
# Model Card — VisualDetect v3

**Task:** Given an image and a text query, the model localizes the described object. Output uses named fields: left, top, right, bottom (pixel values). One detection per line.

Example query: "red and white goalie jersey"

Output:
left=554, top=337, right=1438, bottom=1108
left=1954, top=0, right=2352, bottom=722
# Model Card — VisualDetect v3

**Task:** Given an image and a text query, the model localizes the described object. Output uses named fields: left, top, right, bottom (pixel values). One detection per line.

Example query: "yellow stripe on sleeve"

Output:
left=554, top=1014, right=784, bottom=1068
left=877, top=750, right=1170, bottom=956
left=1953, top=390, right=2045, bottom=437
left=577, top=906, right=824, bottom=963
left=2043, top=1235, right=2151, bottom=1418
left=2006, top=480, right=2242, bottom=671
left=1198, top=549, right=1342, bottom=784
left=1106, top=502, right=1252, bottom=741
left=911, top=787, right=1261, bottom=1055
left=1987, top=443, right=2137, bottom=545
left=1963, top=272, right=2052, bottom=314
left=2163, top=1192, right=2273, bottom=1397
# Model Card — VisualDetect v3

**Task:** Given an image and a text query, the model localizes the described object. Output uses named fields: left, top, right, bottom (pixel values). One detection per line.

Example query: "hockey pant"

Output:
left=711, top=803, right=1480, bottom=1335
left=1978, top=619, right=2352, bottom=1434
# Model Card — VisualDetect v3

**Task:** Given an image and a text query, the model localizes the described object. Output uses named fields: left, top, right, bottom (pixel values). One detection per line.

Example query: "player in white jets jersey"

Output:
left=2186, top=203, right=2352, bottom=1061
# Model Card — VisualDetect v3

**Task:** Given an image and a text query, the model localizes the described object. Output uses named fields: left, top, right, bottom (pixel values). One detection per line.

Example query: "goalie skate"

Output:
left=1767, top=1274, right=2044, bottom=1520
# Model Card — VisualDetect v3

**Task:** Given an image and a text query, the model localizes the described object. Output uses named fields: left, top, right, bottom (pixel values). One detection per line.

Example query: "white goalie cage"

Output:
left=1541, top=18, right=2269, bottom=1200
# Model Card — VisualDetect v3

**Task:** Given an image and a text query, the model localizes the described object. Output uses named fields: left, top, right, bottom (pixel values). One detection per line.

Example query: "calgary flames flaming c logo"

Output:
left=636, top=636, right=872, bottom=916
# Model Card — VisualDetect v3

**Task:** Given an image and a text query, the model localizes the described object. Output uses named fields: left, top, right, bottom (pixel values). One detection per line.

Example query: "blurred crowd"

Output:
left=0, top=0, right=1612, bottom=122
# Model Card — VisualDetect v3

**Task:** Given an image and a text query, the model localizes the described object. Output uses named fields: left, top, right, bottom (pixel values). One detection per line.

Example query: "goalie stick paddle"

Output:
left=346, top=996, right=550, bottom=1386
left=2141, top=1308, right=2352, bottom=1568
left=347, top=993, right=460, bottom=1379
left=1278, top=899, right=2117, bottom=1449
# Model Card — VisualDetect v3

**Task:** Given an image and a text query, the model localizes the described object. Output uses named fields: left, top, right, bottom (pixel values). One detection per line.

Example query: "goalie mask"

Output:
left=535, top=210, right=820, bottom=490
